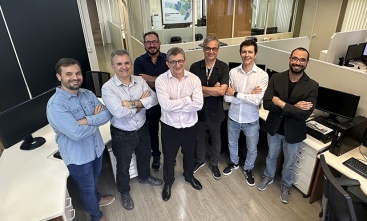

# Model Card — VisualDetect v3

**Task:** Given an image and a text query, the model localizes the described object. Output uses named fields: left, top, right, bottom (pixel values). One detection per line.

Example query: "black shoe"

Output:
left=244, top=170, right=255, bottom=186
left=121, top=192, right=134, bottom=210
left=152, top=155, right=161, bottom=171
left=186, top=177, right=202, bottom=190
left=162, top=184, right=172, bottom=201
left=212, top=166, right=221, bottom=180
left=222, top=162, right=239, bottom=175
left=138, top=175, right=163, bottom=186
left=193, top=161, right=205, bottom=174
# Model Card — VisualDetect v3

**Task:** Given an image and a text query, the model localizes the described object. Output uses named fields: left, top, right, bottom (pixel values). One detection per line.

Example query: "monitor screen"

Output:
left=0, top=88, right=55, bottom=150
left=315, top=86, right=360, bottom=120
left=344, top=43, right=366, bottom=62
left=363, top=43, right=367, bottom=56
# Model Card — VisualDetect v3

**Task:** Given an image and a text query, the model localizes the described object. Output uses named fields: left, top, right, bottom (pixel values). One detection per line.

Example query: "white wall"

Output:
left=108, top=21, right=123, bottom=50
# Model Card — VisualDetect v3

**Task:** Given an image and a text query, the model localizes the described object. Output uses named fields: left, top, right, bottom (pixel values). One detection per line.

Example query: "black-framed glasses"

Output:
left=168, top=60, right=185, bottom=65
left=204, top=47, right=219, bottom=52
left=144, top=40, right=159, bottom=45
left=291, top=57, right=307, bottom=64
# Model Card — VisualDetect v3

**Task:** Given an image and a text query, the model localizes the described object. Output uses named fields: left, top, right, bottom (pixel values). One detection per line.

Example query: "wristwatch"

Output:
left=234, top=92, right=238, bottom=98
left=131, top=100, right=136, bottom=108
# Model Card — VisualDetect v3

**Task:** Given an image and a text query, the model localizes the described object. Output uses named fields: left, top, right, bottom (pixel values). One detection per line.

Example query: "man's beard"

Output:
left=146, top=47, right=160, bottom=56
left=289, top=64, right=305, bottom=74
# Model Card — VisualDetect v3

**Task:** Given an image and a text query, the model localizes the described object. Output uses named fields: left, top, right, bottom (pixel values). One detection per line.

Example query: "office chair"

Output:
left=85, top=71, right=111, bottom=97
left=170, top=36, right=182, bottom=44
left=195, top=33, right=203, bottom=41
left=319, top=155, right=367, bottom=221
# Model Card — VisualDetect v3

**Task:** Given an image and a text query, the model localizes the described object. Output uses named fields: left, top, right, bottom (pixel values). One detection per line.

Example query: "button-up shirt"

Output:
left=102, top=75, right=158, bottom=131
left=134, top=52, right=169, bottom=117
left=224, top=64, right=268, bottom=123
left=155, top=69, right=203, bottom=128
left=47, top=87, right=112, bottom=166
left=189, top=59, right=229, bottom=122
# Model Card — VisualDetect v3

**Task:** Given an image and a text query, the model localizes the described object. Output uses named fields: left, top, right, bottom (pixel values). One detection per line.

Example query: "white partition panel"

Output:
left=259, top=36, right=310, bottom=52
left=326, top=30, right=367, bottom=65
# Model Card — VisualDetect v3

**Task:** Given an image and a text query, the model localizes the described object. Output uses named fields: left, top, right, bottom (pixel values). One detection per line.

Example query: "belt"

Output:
left=111, top=122, right=146, bottom=133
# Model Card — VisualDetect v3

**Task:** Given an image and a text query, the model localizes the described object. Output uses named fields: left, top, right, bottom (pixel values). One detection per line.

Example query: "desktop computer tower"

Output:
left=329, top=115, right=367, bottom=156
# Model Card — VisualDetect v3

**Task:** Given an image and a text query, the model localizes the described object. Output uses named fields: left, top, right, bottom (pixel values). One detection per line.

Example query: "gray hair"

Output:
left=110, top=50, right=130, bottom=65
left=166, top=47, right=185, bottom=61
left=202, top=36, right=219, bottom=48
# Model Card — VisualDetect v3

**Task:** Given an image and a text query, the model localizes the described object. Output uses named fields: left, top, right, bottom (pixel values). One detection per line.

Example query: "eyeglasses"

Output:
left=290, top=57, right=307, bottom=64
left=144, top=40, right=159, bottom=45
left=168, top=59, right=185, bottom=65
left=204, top=47, right=219, bottom=52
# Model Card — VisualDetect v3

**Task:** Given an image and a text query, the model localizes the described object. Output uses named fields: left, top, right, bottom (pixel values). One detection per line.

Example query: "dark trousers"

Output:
left=67, top=155, right=103, bottom=221
left=110, top=123, right=151, bottom=193
left=147, top=113, right=161, bottom=156
left=161, top=122, right=197, bottom=185
left=195, top=120, right=222, bottom=166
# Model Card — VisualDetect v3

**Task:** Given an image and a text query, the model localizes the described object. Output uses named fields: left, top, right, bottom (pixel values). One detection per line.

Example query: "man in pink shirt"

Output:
left=155, top=47, right=204, bottom=201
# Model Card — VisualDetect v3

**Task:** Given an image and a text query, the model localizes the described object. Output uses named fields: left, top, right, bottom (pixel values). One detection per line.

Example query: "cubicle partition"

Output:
left=326, top=30, right=367, bottom=64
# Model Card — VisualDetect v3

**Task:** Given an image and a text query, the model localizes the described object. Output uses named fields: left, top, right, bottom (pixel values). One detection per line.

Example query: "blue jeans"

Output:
left=67, top=156, right=103, bottom=221
left=227, top=118, right=259, bottom=170
left=264, top=133, right=300, bottom=187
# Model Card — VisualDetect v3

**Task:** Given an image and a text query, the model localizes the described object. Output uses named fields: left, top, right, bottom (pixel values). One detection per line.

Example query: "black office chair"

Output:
left=85, top=71, right=111, bottom=97
left=170, top=36, right=182, bottom=44
left=319, top=154, right=367, bottom=221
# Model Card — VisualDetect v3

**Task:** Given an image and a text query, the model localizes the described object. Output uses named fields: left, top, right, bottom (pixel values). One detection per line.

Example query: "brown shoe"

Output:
left=99, top=195, right=115, bottom=207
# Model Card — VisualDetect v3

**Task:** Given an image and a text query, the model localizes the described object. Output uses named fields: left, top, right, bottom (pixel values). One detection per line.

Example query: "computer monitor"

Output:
left=344, top=42, right=366, bottom=67
left=315, top=86, right=360, bottom=123
left=0, top=88, right=55, bottom=150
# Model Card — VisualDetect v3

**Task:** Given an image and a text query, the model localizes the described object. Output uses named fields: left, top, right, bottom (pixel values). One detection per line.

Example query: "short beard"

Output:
left=146, top=47, right=160, bottom=56
left=289, top=64, right=305, bottom=74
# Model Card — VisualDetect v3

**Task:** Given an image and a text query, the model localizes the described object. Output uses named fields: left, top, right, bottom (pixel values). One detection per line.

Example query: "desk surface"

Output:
left=0, top=120, right=111, bottom=221
left=321, top=147, right=367, bottom=195
left=259, top=106, right=330, bottom=153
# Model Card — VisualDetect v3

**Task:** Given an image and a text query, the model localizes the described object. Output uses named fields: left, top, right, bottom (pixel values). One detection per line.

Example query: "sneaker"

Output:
left=152, top=155, right=161, bottom=171
left=99, top=195, right=115, bottom=207
left=222, top=162, right=239, bottom=175
left=212, top=166, right=221, bottom=180
left=193, top=162, right=205, bottom=173
left=121, top=192, right=134, bottom=210
left=244, top=170, right=255, bottom=186
left=257, top=176, right=274, bottom=191
left=280, top=185, right=291, bottom=204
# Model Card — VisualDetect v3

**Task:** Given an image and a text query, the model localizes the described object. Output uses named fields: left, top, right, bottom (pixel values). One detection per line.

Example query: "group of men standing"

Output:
left=46, top=30, right=318, bottom=221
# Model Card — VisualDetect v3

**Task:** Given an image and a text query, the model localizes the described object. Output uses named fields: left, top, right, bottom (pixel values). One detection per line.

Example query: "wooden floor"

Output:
left=67, top=130, right=322, bottom=221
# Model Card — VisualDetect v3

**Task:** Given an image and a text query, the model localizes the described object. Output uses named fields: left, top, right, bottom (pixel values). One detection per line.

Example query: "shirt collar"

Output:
left=143, top=52, right=163, bottom=60
left=56, top=86, right=84, bottom=99
left=112, top=74, right=136, bottom=87
left=200, top=59, right=218, bottom=69
left=167, top=69, right=188, bottom=79
left=239, top=63, right=257, bottom=75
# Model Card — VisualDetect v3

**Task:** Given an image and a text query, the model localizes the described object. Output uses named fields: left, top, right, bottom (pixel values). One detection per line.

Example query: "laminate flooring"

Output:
left=67, top=130, right=322, bottom=221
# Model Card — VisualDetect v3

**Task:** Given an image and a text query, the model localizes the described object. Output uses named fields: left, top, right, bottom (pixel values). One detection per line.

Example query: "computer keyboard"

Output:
left=342, top=157, right=367, bottom=179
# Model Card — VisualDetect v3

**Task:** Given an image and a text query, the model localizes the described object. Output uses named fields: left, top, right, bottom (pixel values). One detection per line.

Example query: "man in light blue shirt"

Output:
left=47, top=58, right=114, bottom=221
left=102, top=50, right=162, bottom=210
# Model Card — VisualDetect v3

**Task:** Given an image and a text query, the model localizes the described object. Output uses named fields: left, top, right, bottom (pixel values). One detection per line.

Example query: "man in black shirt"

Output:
left=257, top=47, right=318, bottom=204
left=189, top=36, right=229, bottom=180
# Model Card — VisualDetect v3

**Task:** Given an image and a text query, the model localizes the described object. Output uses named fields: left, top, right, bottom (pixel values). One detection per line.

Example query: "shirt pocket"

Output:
left=81, top=100, right=96, bottom=116
left=71, top=107, right=85, bottom=120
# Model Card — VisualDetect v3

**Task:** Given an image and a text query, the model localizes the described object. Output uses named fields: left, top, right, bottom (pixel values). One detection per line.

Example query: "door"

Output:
left=308, top=0, right=343, bottom=59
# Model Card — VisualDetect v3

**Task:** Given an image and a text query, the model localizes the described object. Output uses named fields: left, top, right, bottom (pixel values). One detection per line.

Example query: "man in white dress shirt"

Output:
left=155, top=47, right=204, bottom=201
left=102, top=50, right=162, bottom=210
left=223, top=40, right=268, bottom=187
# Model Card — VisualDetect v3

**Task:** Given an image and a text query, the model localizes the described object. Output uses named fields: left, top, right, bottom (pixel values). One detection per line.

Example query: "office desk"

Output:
left=0, top=122, right=111, bottom=221
left=310, top=147, right=367, bottom=204
left=259, top=107, right=330, bottom=196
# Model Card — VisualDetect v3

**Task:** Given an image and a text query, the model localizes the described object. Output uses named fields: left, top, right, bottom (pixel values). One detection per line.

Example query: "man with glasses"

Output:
left=223, top=40, right=268, bottom=187
left=155, top=47, right=204, bottom=201
left=258, top=47, right=318, bottom=204
left=134, top=31, right=169, bottom=171
left=189, top=36, right=229, bottom=180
